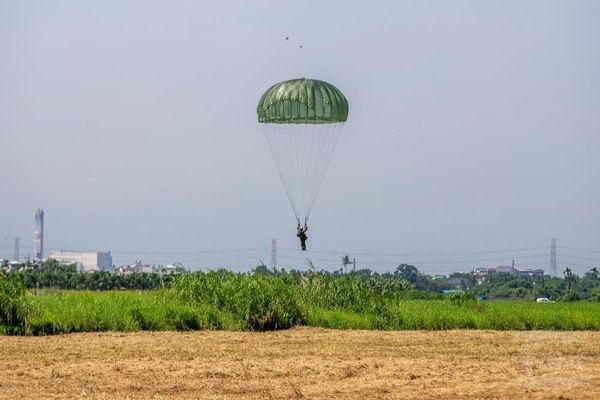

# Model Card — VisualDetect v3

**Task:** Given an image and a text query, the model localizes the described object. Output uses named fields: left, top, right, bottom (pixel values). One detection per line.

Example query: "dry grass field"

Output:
left=1, top=328, right=599, bottom=399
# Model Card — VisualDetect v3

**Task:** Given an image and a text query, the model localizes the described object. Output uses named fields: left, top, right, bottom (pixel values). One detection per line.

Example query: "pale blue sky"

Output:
left=1, top=1, right=599, bottom=274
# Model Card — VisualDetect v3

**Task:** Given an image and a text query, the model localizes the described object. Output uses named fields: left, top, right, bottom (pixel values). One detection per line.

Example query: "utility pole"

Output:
left=551, top=238, right=557, bottom=277
left=353, top=258, right=356, bottom=272
left=271, top=239, right=277, bottom=269
left=14, top=237, right=20, bottom=262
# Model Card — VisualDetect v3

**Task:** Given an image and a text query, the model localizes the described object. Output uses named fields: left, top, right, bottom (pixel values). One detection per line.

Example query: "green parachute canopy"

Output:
left=257, top=78, right=348, bottom=124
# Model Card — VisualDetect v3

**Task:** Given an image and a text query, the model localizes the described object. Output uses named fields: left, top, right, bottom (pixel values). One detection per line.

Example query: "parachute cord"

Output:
left=262, top=122, right=343, bottom=226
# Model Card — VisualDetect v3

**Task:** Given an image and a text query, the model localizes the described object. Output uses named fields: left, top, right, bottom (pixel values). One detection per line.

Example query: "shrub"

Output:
left=447, top=291, right=480, bottom=307
left=560, top=289, right=580, bottom=302
left=172, top=272, right=304, bottom=330
left=0, top=273, right=31, bottom=334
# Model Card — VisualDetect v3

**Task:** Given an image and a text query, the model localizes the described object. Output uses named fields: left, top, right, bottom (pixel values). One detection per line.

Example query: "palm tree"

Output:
left=563, top=267, right=575, bottom=289
left=590, top=267, right=599, bottom=280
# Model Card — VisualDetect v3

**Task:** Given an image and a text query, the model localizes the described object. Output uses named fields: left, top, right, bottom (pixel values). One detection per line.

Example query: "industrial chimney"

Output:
left=34, top=209, right=44, bottom=261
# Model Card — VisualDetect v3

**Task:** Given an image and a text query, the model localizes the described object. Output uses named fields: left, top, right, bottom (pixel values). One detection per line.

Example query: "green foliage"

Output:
left=560, top=289, right=580, bottom=302
left=14, top=260, right=174, bottom=291
left=297, top=272, right=412, bottom=313
left=394, top=264, right=440, bottom=291
left=173, top=272, right=304, bottom=330
left=0, top=272, right=31, bottom=335
left=307, top=300, right=600, bottom=330
left=9, top=287, right=600, bottom=335
left=589, top=288, right=600, bottom=302
left=469, top=270, right=600, bottom=301
left=447, top=291, right=480, bottom=308
left=395, top=264, right=419, bottom=283
left=9, top=262, right=600, bottom=303
left=5, top=264, right=600, bottom=335
left=28, top=290, right=231, bottom=335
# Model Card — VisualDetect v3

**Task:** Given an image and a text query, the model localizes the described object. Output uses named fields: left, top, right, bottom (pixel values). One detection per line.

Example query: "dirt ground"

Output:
left=0, top=328, right=599, bottom=399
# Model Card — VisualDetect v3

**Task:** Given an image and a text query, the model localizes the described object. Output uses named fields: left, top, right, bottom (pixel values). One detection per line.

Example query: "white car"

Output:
left=536, top=297, right=555, bottom=303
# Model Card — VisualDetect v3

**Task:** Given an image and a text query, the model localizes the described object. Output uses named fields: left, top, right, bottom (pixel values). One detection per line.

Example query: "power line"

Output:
left=61, top=247, right=269, bottom=255
left=556, top=253, right=600, bottom=262
left=172, top=256, right=268, bottom=264
left=278, top=246, right=548, bottom=258
left=558, top=246, right=600, bottom=254
left=276, top=253, right=549, bottom=266
left=556, top=262, right=597, bottom=269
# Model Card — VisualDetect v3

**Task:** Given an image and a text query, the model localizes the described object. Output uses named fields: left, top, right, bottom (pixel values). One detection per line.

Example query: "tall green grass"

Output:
left=306, top=301, right=600, bottom=330
left=28, top=290, right=237, bottom=335
left=3, top=272, right=600, bottom=335
left=0, top=273, right=30, bottom=334
left=173, top=272, right=303, bottom=330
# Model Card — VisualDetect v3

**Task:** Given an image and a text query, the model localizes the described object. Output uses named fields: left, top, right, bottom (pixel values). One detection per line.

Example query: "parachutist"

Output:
left=257, top=79, right=347, bottom=249
left=297, top=223, right=308, bottom=251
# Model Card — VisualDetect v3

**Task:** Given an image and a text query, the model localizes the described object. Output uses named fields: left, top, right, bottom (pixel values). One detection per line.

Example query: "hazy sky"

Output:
left=2, top=1, right=599, bottom=274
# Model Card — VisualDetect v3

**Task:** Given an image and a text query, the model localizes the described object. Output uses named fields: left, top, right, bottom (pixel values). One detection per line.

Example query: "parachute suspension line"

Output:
left=304, top=122, right=343, bottom=221
left=263, top=124, right=301, bottom=220
left=262, top=122, right=343, bottom=224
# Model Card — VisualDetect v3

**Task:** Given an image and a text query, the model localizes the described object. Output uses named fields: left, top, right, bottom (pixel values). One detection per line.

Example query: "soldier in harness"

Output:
left=297, top=222, right=308, bottom=251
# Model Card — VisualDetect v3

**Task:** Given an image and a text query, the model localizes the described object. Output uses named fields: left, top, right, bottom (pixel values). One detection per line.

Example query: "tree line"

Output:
left=2, top=259, right=599, bottom=301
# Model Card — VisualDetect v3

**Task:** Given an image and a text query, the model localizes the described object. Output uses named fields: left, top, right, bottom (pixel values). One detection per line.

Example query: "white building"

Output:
left=158, top=263, right=187, bottom=274
left=116, top=261, right=187, bottom=275
left=116, top=261, right=154, bottom=275
left=48, top=250, right=113, bottom=272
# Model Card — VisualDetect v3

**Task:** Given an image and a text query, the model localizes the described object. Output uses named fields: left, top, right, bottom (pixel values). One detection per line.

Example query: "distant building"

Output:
left=495, top=266, right=519, bottom=276
left=517, top=268, right=544, bottom=278
left=476, top=266, right=544, bottom=278
left=116, top=261, right=187, bottom=275
left=432, top=274, right=447, bottom=280
left=116, top=261, right=154, bottom=275
left=48, top=250, right=113, bottom=272
left=449, top=277, right=463, bottom=286
left=158, top=263, right=187, bottom=275
left=473, top=267, right=496, bottom=277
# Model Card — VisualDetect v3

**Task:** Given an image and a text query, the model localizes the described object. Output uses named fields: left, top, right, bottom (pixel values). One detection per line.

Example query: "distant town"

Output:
left=4, top=209, right=597, bottom=284
left=5, top=209, right=599, bottom=303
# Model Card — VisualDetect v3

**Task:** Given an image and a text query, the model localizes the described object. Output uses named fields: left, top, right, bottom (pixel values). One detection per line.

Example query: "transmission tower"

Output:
left=341, top=255, right=352, bottom=273
left=271, top=239, right=277, bottom=269
left=14, top=237, right=20, bottom=262
left=550, top=238, right=557, bottom=277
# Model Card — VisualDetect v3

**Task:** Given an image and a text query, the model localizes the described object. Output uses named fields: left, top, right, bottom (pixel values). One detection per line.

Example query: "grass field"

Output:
left=16, top=289, right=600, bottom=335
left=3, top=272, right=600, bottom=335
left=1, top=328, right=599, bottom=399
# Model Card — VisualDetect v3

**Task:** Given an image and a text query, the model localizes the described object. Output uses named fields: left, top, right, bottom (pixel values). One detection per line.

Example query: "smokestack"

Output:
left=34, top=209, right=44, bottom=261
left=14, top=237, right=19, bottom=262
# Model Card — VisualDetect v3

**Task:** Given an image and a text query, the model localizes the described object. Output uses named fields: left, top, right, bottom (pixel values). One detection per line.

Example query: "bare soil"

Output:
left=1, top=328, right=599, bottom=399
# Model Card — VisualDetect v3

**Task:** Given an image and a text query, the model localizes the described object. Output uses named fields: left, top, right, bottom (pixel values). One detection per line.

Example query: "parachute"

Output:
left=257, top=78, right=349, bottom=225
